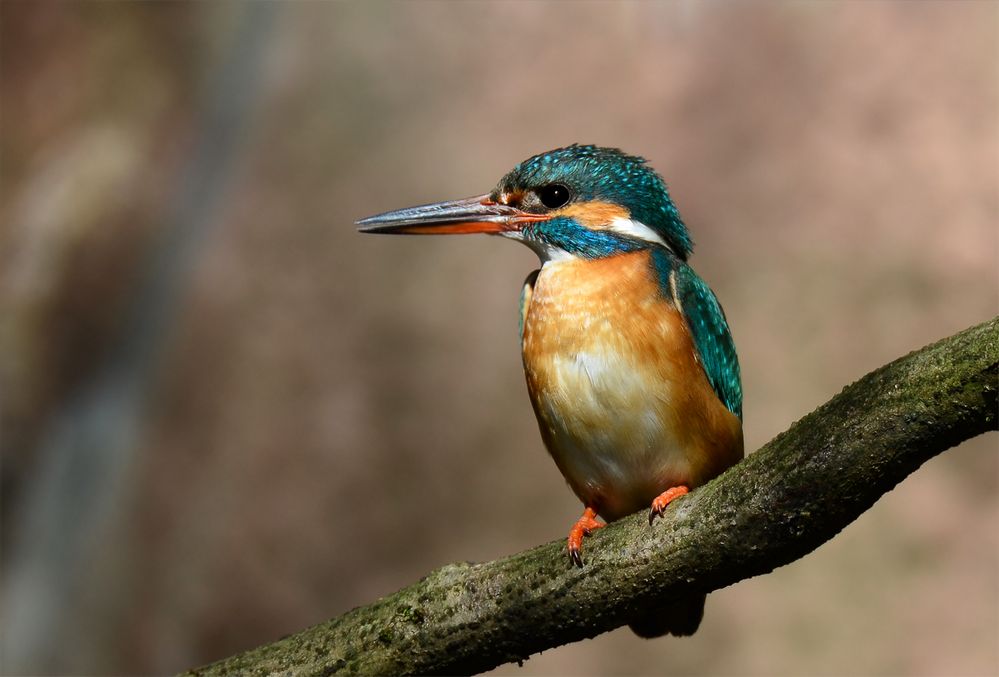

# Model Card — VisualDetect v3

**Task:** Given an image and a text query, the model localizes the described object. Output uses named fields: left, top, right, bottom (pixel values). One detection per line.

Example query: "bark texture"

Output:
left=186, top=317, right=998, bottom=676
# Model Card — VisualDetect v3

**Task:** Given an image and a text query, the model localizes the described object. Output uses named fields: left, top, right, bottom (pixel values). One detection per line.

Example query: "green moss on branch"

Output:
left=186, top=317, right=998, bottom=676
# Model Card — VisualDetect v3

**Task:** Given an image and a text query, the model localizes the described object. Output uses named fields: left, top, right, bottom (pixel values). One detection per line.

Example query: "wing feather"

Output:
left=652, top=250, right=742, bottom=419
left=519, top=269, right=540, bottom=339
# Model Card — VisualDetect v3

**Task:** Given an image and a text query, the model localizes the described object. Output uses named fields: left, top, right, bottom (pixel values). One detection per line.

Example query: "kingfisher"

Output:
left=357, top=145, right=743, bottom=637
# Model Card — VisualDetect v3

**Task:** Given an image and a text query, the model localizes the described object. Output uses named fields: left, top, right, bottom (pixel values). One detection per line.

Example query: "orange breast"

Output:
left=521, top=250, right=743, bottom=521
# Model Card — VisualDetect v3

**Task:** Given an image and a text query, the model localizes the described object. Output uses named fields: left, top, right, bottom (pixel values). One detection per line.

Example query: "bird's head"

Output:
left=357, top=144, right=693, bottom=262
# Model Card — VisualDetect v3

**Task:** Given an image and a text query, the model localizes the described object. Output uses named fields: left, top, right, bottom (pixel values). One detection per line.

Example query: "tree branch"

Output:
left=186, top=317, right=998, bottom=676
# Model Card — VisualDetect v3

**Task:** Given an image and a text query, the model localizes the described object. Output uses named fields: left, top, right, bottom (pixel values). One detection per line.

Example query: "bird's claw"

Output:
left=648, top=485, right=690, bottom=526
left=567, top=506, right=604, bottom=568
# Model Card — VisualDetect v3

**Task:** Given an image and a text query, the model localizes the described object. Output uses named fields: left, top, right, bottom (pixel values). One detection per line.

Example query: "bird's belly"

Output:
left=529, top=350, right=690, bottom=520
left=521, top=252, right=742, bottom=521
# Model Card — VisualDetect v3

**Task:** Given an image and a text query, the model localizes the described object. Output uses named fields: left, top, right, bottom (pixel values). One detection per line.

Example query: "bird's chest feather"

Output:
left=521, top=251, right=740, bottom=520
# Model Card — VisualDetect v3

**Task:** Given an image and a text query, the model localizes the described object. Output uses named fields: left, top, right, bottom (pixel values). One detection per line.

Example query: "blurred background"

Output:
left=1, top=2, right=997, bottom=675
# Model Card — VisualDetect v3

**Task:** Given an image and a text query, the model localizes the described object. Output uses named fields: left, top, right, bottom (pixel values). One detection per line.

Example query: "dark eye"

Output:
left=537, top=184, right=571, bottom=209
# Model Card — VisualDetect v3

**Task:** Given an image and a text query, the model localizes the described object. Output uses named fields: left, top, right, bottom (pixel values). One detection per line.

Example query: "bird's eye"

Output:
left=537, top=184, right=571, bottom=209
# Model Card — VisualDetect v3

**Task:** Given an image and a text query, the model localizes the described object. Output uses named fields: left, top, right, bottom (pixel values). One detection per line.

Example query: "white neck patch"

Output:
left=605, top=217, right=670, bottom=248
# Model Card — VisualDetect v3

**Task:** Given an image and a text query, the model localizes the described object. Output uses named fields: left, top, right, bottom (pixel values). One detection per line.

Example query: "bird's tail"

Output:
left=628, top=593, right=706, bottom=638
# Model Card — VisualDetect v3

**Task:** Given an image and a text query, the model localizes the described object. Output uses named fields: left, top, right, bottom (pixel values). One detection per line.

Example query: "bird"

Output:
left=357, top=144, right=743, bottom=637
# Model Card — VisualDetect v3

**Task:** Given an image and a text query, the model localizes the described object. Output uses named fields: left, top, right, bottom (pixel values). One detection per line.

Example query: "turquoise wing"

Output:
left=652, top=250, right=742, bottom=419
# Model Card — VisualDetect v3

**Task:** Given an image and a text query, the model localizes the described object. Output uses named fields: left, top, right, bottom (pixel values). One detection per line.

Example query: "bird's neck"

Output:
left=535, top=249, right=660, bottom=305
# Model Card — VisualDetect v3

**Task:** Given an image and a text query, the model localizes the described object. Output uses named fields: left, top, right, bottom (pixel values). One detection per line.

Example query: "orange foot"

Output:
left=648, top=485, right=690, bottom=525
left=567, top=507, right=605, bottom=568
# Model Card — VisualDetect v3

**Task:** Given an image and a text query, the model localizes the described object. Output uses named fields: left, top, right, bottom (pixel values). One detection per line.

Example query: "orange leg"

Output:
left=648, top=485, right=690, bottom=525
left=567, top=506, right=605, bottom=568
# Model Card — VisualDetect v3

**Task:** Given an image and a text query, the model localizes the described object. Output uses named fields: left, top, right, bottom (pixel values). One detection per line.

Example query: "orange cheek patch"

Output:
left=556, top=201, right=631, bottom=228
left=498, top=191, right=524, bottom=206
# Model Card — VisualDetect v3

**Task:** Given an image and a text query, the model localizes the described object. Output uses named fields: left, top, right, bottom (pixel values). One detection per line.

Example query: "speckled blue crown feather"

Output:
left=498, top=145, right=693, bottom=259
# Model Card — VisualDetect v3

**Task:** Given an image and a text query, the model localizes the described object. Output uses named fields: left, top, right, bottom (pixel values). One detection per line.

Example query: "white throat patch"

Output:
left=499, top=230, right=574, bottom=263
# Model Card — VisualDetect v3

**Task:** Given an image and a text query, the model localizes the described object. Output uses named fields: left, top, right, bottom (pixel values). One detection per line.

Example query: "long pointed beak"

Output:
left=356, top=194, right=542, bottom=235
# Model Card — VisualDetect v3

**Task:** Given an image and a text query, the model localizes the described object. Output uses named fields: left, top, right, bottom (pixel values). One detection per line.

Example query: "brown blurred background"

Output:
left=1, top=2, right=997, bottom=675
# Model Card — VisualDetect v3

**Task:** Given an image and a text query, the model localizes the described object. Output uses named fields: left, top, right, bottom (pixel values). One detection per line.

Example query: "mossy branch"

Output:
left=186, top=317, right=998, bottom=676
